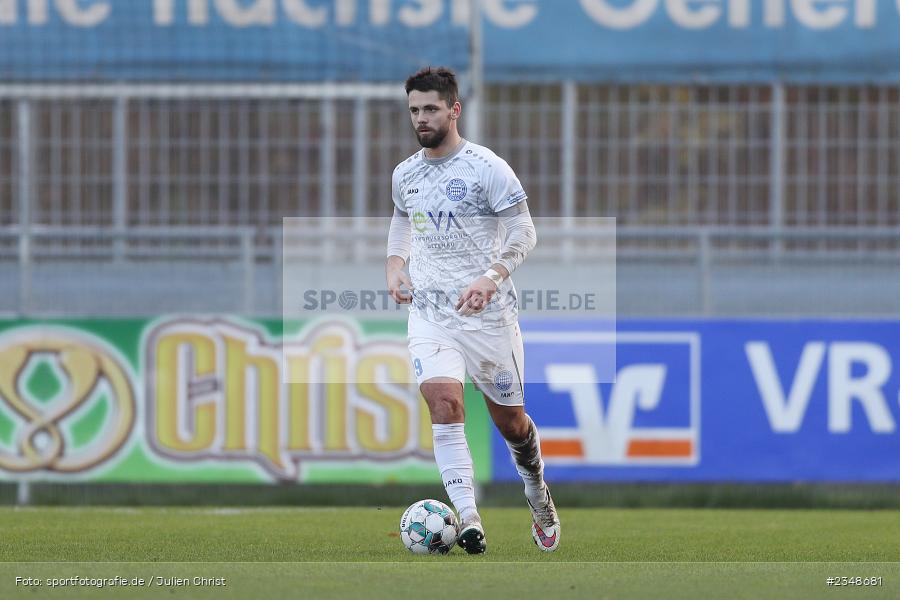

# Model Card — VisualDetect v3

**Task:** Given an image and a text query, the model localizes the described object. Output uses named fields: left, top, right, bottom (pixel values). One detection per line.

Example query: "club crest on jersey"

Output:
left=446, top=178, right=467, bottom=202
left=494, top=369, right=513, bottom=392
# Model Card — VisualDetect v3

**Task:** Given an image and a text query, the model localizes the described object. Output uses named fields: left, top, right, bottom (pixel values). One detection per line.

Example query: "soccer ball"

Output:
left=399, top=499, right=459, bottom=555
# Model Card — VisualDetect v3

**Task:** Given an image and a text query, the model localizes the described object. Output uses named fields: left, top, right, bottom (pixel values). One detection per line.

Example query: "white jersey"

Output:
left=392, top=140, right=528, bottom=330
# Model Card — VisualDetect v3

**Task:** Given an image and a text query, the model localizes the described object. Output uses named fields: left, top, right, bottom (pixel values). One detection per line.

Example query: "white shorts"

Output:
left=407, top=312, right=525, bottom=406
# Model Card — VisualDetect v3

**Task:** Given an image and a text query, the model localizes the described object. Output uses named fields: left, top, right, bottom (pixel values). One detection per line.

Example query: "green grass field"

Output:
left=1, top=507, right=897, bottom=599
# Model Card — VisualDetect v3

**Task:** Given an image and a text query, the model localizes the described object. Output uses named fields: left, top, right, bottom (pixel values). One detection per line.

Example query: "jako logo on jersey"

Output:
left=445, top=478, right=463, bottom=486
left=526, top=332, right=700, bottom=466
left=446, top=178, right=467, bottom=202
left=406, top=188, right=419, bottom=195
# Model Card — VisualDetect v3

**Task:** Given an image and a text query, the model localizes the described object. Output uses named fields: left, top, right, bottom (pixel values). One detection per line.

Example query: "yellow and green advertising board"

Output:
left=0, top=318, right=491, bottom=484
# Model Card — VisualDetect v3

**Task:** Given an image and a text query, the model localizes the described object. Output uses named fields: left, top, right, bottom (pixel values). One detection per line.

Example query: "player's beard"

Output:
left=416, top=122, right=450, bottom=149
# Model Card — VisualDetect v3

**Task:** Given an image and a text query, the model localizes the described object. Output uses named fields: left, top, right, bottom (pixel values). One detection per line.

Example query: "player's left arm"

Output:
left=457, top=157, right=535, bottom=316
left=456, top=202, right=537, bottom=316
left=493, top=200, right=537, bottom=277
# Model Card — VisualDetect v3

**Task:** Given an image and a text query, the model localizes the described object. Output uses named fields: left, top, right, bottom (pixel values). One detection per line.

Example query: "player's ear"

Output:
left=450, top=101, right=461, bottom=120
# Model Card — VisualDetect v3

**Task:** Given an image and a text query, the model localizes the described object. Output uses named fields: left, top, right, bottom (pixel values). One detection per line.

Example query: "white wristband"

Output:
left=483, top=268, right=504, bottom=288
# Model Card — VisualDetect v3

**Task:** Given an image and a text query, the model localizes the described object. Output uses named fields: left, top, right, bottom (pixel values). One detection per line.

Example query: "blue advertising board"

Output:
left=0, top=1, right=899, bottom=82
left=494, top=319, right=900, bottom=482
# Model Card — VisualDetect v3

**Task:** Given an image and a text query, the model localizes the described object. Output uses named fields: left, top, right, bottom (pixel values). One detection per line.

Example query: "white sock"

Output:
left=505, top=415, right=547, bottom=506
left=432, top=423, right=478, bottom=521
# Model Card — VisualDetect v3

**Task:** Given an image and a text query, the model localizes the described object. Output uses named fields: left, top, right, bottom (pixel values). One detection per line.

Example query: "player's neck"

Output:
left=423, top=131, right=464, bottom=160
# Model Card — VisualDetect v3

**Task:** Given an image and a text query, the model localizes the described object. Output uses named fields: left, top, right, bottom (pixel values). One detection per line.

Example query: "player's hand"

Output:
left=386, top=265, right=415, bottom=304
left=455, top=276, right=498, bottom=316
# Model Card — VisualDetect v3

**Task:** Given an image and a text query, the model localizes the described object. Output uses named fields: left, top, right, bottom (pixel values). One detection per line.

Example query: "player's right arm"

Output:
left=386, top=209, right=414, bottom=304
left=386, top=167, right=414, bottom=304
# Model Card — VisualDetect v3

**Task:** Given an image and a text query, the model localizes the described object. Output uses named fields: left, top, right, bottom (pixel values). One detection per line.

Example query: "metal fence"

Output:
left=0, top=82, right=898, bottom=317
left=3, top=82, right=900, bottom=227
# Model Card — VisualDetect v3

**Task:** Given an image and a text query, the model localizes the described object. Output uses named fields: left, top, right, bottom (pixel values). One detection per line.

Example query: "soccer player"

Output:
left=385, top=67, right=559, bottom=554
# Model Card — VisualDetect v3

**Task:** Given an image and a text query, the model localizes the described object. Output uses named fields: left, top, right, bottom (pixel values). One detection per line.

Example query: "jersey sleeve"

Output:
left=391, top=166, right=407, bottom=215
left=486, top=157, right=528, bottom=214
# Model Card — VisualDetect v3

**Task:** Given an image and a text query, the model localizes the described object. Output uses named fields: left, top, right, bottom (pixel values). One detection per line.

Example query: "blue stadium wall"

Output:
left=0, top=0, right=899, bottom=82
left=503, top=319, right=900, bottom=483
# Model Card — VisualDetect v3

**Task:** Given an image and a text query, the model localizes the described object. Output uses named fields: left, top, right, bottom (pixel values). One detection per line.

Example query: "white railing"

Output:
left=2, top=225, right=898, bottom=318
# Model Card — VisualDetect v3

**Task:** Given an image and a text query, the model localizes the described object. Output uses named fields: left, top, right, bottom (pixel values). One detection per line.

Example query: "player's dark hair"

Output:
left=405, top=67, right=459, bottom=108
